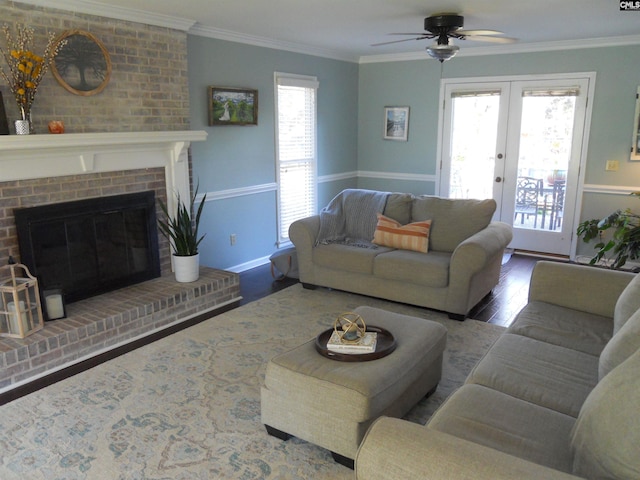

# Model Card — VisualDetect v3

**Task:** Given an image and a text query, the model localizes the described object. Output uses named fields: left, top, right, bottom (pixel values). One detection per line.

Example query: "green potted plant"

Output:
left=158, top=185, right=206, bottom=282
left=576, top=192, right=640, bottom=270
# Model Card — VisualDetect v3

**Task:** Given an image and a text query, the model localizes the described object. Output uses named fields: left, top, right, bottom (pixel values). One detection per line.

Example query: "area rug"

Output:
left=0, top=284, right=505, bottom=479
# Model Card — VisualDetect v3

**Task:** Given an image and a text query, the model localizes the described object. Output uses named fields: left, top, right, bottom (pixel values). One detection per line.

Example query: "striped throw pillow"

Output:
left=372, top=213, right=431, bottom=253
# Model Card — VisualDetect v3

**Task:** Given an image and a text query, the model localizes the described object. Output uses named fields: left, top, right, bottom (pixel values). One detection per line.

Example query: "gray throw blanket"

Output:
left=316, top=189, right=389, bottom=247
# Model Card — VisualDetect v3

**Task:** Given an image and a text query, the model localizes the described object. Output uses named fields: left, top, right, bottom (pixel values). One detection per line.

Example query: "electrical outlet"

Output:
left=230, top=234, right=237, bottom=246
left=605, top=160, right=619, bottom=172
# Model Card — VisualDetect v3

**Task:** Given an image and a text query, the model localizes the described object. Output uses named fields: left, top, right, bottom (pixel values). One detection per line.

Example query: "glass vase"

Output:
left=14, top=109, right=33, bottom=135
left=14, top=119, right=30, bottom=135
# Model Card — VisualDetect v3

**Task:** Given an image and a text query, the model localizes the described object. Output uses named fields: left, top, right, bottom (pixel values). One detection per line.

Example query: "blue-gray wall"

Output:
left=188, top=36, right=358, bottom=270
left=358, top=45, right=640, bottom=259
left=189, top=36, right=640, bottom=270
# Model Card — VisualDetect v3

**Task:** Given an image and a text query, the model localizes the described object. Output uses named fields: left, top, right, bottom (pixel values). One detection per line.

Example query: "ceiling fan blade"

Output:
left=387, top=32, right=435, bottom=36
left=463, top=35, right=517, bottom=44
left=371, top=36, right=429, bottom=47
left=457, top=29, right=504, bottom=36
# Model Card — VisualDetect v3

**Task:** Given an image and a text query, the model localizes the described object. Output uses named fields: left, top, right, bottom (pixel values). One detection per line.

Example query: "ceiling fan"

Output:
left=374, top=13, right=516, bottom=62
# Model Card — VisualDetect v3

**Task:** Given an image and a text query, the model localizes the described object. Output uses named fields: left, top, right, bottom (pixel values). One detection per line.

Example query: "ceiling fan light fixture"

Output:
left=426, top=43, right=459, bottom=62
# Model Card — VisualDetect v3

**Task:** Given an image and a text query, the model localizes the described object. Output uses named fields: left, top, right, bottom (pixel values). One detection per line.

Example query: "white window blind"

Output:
left=275, top=73, right=318, bottom=245
left=523, top=87, right=580, bottom=97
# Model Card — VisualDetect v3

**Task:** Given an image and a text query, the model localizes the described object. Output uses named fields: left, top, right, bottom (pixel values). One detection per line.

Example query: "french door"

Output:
left=439, top=74, right=592, bottom=256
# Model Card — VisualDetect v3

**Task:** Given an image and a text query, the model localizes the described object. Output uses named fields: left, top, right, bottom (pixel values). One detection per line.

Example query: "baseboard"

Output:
left=513, top=249, right=570, bottom=261
left=227, top=256, right=271, bottom=273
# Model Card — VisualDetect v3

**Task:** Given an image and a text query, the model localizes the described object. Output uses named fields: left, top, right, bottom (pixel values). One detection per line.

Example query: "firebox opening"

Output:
left=14, top=191, right=161, bottom=304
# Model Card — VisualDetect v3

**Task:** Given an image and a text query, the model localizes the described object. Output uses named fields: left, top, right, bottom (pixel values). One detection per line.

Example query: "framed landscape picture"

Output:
left=383, top=106, right=410, bottom=141
left=208, top=86, right=258, bottom=126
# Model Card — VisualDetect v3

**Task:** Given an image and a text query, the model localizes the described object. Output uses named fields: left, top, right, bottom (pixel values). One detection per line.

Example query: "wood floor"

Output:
left=469, top=254, right=540, bottom=326
left=240, top=253, right=541, bottom=327
left=1, top=254, right=538, bottom=405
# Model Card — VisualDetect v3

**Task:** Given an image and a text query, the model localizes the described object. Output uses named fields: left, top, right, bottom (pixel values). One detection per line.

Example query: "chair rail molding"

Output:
left=583, top=184, right=640, bottom=195
left=358, top=170, right=437, bottom=183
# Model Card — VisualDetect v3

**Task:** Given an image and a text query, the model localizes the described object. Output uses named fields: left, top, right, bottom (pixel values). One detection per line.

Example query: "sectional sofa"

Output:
left=355, top=261, right=640, bottom=479
left=289, top=189, right=513, bottom=319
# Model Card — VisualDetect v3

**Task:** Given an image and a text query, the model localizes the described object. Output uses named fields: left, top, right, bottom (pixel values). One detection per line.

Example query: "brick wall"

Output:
left=0, top=2, right=195, bottom=273
left=0, top=169, right=172, bottom=275
left=0, top=1, right=190, bottom=134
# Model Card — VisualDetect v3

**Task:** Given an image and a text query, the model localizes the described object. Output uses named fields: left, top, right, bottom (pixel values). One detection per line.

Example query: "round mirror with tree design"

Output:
left=52, top=30, right=111, bottom=96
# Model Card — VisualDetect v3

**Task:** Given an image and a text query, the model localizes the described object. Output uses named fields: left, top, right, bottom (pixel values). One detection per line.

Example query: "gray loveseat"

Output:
left=289, top=189, right=513, bottom=319
left=355, top=261, right=640, bottom=480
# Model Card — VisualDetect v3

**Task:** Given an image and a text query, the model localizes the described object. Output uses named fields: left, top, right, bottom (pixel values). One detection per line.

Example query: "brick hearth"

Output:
left=0, top=267, right=240, bottom=392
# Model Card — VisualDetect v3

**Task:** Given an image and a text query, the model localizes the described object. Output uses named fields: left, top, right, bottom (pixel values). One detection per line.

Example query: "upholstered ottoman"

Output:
left=260, top=305, right=447, bottom=468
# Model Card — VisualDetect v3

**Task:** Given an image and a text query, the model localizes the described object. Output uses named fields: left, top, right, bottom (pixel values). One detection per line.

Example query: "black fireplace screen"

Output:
left=14, top=191, right=161, bottom=303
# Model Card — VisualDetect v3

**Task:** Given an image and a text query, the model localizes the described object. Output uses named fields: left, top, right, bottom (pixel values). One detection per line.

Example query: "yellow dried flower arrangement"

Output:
left=0, top=24, right=64, bottom=129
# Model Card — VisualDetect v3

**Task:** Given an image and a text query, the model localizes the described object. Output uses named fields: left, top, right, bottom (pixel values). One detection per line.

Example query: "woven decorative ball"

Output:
left=333, top=312, right=367, bottom=344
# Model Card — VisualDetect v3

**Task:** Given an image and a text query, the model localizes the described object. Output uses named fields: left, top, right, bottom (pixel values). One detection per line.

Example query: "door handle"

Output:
left=495, top=177, right=502, bottom=183
left=497, top=153, right=504, bottom=159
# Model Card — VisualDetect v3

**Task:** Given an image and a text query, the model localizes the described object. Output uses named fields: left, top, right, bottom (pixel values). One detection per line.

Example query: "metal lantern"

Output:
left=0, top=264, right=44, bottom=338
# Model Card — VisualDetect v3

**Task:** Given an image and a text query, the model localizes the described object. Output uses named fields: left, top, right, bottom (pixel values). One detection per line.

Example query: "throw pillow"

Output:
left=571, top=348, right=640, bottom=479
left=598, top=307, right=640, bottom=380
left=613, top=272, right=640, bottom=333
left=372, top=213, right=431, bottom=253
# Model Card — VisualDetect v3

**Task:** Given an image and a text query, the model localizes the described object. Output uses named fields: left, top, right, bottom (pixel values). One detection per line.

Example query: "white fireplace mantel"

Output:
left=0, top=130, right=208, bottom=223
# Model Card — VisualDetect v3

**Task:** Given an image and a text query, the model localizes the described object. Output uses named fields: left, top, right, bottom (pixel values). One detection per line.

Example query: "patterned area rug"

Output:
left=0, top=284, right=505, bottom=479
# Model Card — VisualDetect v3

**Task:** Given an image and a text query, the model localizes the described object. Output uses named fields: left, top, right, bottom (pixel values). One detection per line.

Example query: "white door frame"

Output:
left=435, top=72, right=596, bottom=259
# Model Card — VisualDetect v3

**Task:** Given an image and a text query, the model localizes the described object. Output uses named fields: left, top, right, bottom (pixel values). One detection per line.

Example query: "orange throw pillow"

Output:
left=372, top=213, right=431, bottom=253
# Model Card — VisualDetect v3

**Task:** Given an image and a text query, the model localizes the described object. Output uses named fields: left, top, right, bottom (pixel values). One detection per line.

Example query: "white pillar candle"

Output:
left=46, top=294, right=65, bottom=319
left=8, top=301, right=28, bottom=334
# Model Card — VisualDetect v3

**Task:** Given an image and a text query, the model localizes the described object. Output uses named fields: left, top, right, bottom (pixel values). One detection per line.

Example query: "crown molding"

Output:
left=12, top=1, right=640, bottom=64
left=188, top=24, right=358, bottom=63
left=14, top=0, right=197, bottom=31
left=359, top=34, right=640, bottom=64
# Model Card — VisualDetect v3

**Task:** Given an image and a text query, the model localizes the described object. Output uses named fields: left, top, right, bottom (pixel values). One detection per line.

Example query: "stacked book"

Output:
left=327, top=331, right=377, bottom=354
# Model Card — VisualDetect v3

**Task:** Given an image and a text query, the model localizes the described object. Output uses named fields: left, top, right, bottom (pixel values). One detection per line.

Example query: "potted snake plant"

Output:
left=158, top=185, right=206, bottom=282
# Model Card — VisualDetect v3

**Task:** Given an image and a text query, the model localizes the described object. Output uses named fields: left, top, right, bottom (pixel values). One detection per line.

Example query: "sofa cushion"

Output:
left=372, top=213, right=431, bottom=253
left=466, top=333, right=599, bottom=417
left=427, top=384, right=576, bottom=473
left=507, top=300, right=612, bottom=356
left=373, top=250, right=450, bottom=287
left=613, top=272, right=640, bottom=334
left=313, top=243, right=393, bottom=274
left=571, top=348, right=640, bottom=479
left=383, top=193, right=413, bottom=225
left=599, top=307, right=640, bottom=380
left=411, top=196, right=496, bottom=252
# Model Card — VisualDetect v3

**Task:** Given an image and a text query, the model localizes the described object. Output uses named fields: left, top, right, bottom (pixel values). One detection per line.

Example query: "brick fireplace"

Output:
left=0, top=132, right=241, bottom=395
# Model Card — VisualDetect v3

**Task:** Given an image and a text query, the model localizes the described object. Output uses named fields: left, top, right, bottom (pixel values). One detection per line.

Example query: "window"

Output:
left=274, top=72, right=318, bottom=245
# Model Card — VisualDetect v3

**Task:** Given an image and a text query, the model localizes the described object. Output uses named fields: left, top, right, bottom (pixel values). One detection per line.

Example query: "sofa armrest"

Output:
left=288, top=216, right=321, bottom=282
left=355, top=417, right=582, bottom=480
left=528, top=261, right=635, bottom=318
left=450, top=221, right=513, bottom=274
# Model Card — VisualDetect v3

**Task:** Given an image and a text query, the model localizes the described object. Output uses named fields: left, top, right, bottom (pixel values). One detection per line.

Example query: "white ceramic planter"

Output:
left=173, top=253, right=200, bottom=282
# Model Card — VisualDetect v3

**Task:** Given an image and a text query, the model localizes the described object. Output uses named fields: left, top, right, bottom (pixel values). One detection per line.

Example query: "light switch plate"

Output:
left=605, top=160, right=619, bottom=171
